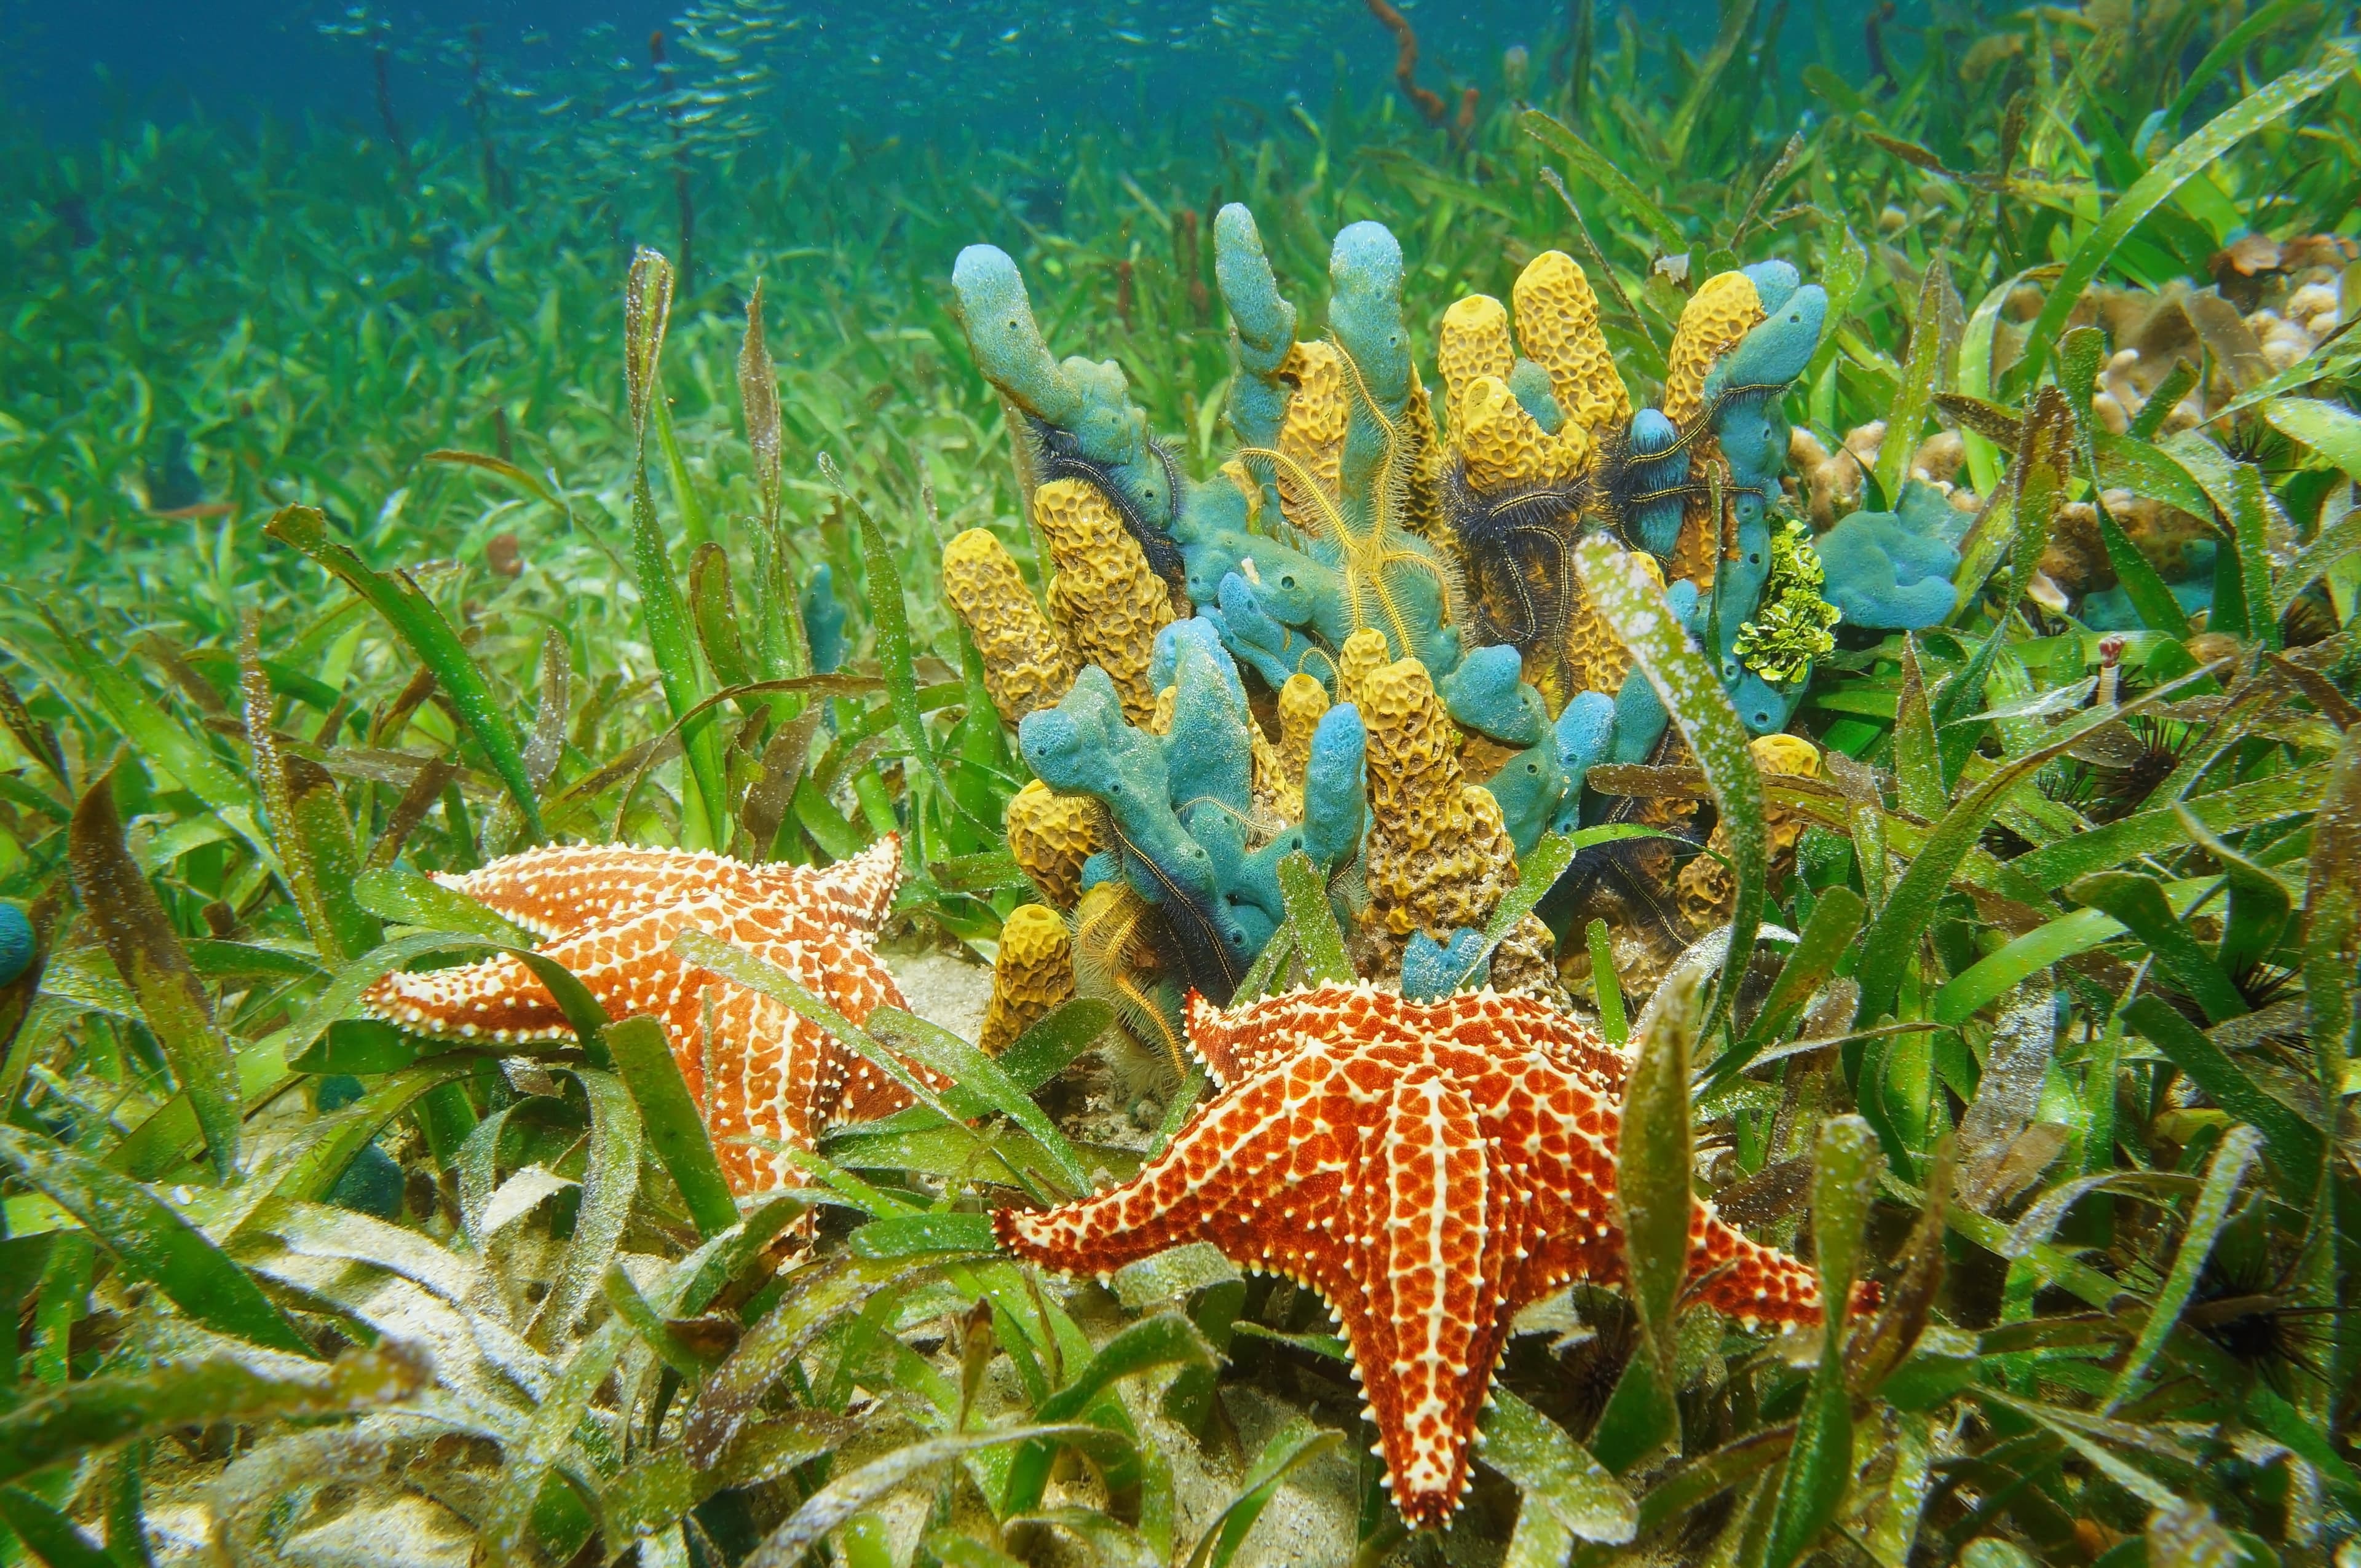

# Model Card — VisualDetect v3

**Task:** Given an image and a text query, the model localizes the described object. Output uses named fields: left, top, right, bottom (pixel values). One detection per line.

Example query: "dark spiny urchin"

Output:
left=2040, top=714, right=2196, bottom=823
left=2183, top=1247, right=2338, bottom=1399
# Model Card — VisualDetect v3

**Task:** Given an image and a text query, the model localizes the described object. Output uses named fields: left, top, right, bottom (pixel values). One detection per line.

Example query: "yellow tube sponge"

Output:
left=1438, top=294, right=1515, bottom=431
left=1552, top=546, right=1653, bottom=704
left=1671, top=491, right=1728, bottom=595
left=1033, top=476, right=1177, bottom=724
left=1356, top=655, right=1519, bottom=958
left=1276, top=339, right=1347, bottom=535
left=1005, top=778, right=1101, bottom=910
left=1276, top=672, right=1331, bottom=792
left=1217, top=457, right=1266, bottom=526
left=1250, top=719, right=1300, bottom=824
left=1400, top=371, right=1451, bottom=549
left=1457, top=375, right=1592, bottom=491
left=1557, top=573, right=1634, bottom=703
left=1663, top=270, right=1765, bottom=425
left=1335, top=627, right=1394, bottom=709
left=979, top=903, right=1075, bottom=1053
left=1660, top=272, right=1766, bottom=590
left=1512, top=251, right=1630, bottom=435
left=941, top=528, right=1075, bottom=722
left=1750, top=732, right=1823, bottom=779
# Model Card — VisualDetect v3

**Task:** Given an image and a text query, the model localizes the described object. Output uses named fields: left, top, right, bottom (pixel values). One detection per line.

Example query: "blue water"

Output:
left=7, top=0, right=1892, bottom=151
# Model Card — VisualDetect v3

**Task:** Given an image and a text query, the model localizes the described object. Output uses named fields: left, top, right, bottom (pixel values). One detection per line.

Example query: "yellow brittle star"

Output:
left=1235, top=339, right=1461, bottom=669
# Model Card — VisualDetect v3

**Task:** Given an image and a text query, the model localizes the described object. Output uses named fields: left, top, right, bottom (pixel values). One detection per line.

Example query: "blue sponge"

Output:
left=0, top=904, right=31, bottom=987
left=1816, top=481, right=1972, bottom=631
left=1402, top=928, right=1489, bottom=1003
left=1439, top=645, right=1546, bottom=747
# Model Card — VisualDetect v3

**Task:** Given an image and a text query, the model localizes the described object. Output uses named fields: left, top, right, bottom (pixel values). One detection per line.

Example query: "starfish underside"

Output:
left=997, top=982, right=1833, bottom=1529
left=364, top=837, right=918, bottom=1194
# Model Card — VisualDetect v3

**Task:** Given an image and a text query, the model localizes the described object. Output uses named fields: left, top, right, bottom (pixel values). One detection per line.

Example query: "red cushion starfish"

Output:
left=365, top=837, right=918, bottom=1194
left=997, top=982, right=1844, bottom=1530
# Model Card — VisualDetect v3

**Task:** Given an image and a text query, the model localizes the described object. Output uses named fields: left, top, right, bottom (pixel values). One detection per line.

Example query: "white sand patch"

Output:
left=885, top=948, right=995, bottom=1045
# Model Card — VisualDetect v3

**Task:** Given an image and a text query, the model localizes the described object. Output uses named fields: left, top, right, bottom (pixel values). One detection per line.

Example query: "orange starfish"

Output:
left=996, top=982, right=1846, bottom=1529
left=365, top=837, right=917, bottom=1194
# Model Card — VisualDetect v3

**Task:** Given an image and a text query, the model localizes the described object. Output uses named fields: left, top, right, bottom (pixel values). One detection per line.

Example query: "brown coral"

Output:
left=2041, top=502, right=2111, bottom=599
left=1511, top=251, right=1630, bottom=434
left=1789, top=424, right=1874, bottom=530
left=941, top=528, right=1075, bottom=722
left=1006, top=779, right=1101, bottom=910
left=1490, top=912, right=1563, bottom=1004
left=980, top=903, right=1075, bottom=1052
left=1032, top=477, right=1177, bottom=724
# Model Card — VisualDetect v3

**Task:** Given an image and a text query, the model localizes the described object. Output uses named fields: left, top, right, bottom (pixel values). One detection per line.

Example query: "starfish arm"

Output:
left=695, top=983, right=815, bottom=1192
left=367, top=900, right=721, bottom=1044
left=1187, top=982, right=1405, bottom=1086
left=1527, top=1008, right=1634, bottom=1094
left=778, top=835, right=903, bottom=936
left=432, top=845, right=761, bottom=939
left=1334, top=1072, right=1508, bottom=1530
left=808, top=932, right=919, bottom=1124
left=673, top=927, right=926, bottom=1189
left=994, top=1064, right=1315, bottom=1277
left=366, top=839, right=917, bottom=1200
left=363, top=949, right=580, bottom=1044
left=1687, top=1200, right=1825, bottom=1327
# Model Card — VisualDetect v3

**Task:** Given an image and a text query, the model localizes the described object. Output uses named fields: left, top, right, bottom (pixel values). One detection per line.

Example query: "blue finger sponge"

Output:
left=1627, top=409, right=1689, bottom=558
left=1019, top=658, right=1307, bottom=1002
left=1303, top=704, right=1369, bottom=872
